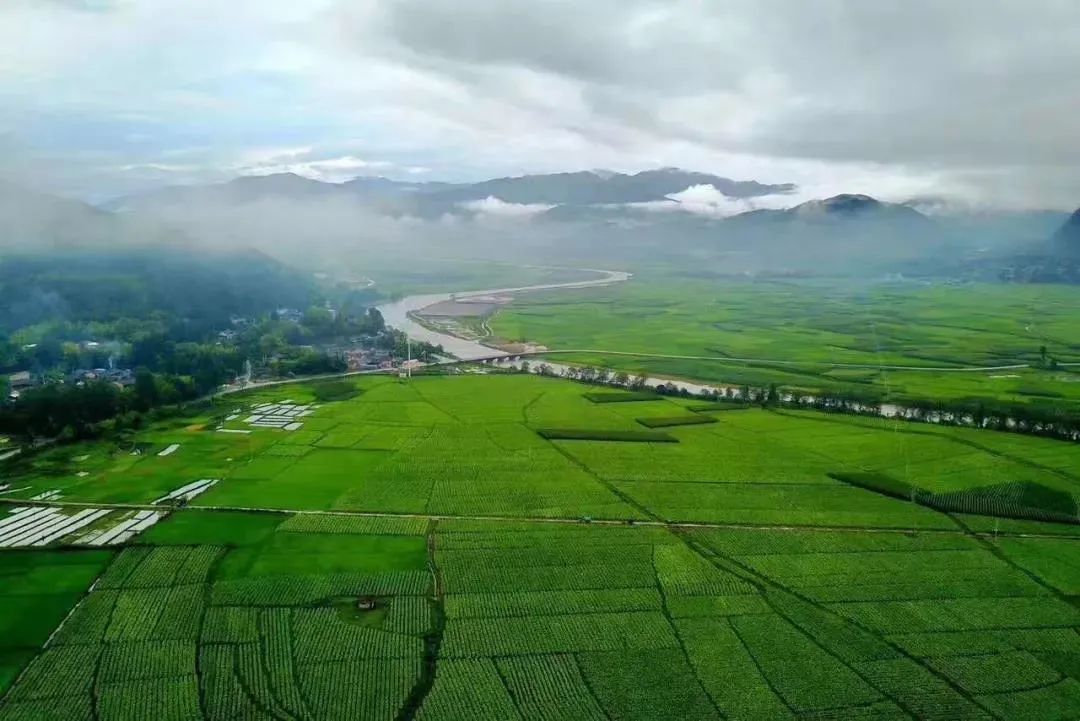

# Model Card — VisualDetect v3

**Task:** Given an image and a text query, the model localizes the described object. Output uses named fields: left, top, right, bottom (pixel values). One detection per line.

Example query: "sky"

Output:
left=1, top=0, right=1078, bottom=208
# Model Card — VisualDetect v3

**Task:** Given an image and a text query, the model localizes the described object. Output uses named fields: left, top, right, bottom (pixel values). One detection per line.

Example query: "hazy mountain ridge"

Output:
left=7, top=175, right=1079, bottom=281
left=1052, top=208, right=1080, bottom=256
left=106, top=168, right=796, bottom=215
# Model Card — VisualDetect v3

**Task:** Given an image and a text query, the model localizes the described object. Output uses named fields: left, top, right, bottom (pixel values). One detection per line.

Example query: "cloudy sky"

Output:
left=2, top=0, right=1078, bottom=207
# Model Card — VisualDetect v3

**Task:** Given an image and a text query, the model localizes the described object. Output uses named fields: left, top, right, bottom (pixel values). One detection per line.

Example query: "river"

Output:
left=374, top=267, right=631, bottom=360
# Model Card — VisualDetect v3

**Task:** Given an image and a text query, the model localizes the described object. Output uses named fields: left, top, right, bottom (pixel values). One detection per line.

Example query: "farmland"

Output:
left=2, top=372, right=1080, bottom=719
left=489, top=276, right=1080, bottom=409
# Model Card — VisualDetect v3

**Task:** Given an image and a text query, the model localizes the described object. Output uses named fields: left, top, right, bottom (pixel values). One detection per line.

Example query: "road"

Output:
left=3, top=497, right=1076, bottom=542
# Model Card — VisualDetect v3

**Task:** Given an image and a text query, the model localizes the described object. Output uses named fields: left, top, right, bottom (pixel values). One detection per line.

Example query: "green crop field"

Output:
left=2, top=372, right=1080, bottom=719
left=489, top=275, right=1080, bottom=409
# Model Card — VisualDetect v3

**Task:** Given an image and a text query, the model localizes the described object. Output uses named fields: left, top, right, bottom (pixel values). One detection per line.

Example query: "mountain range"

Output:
left=4, top=170, right=1078, bottom=280
left=106, top=168, right=796, bottom=217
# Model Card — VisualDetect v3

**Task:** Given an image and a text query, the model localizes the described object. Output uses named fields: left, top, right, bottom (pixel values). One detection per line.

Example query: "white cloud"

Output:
left=629, top=184, right=802, bottom=218
left=460, top=196, right=555, bottom=217
left=241, top=155, right=394, bottom=182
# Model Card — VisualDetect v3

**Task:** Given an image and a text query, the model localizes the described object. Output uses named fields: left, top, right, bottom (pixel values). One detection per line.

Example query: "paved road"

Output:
left=495, top=348, right=1034, bottom=373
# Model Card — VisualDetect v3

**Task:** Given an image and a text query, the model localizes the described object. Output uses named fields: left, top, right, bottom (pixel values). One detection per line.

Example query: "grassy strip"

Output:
left=829, top=472, right=1080, bottom=526
left=535, top=428, right=679, bottom=443
left=685, top=403, right=751, bottom=412
left=636, top=415, right=718, bottom=428
left=582, top=392, right=660, bottom=404
left=827, top=472, right=916, bottom=501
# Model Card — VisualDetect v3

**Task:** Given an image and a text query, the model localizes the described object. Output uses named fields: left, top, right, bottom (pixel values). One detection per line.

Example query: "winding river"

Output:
left=375, top=267, right=631, bottom=360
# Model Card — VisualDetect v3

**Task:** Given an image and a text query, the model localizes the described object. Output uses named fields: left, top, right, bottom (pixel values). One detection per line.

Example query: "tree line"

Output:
left=521, top=362, right=1080, bottom=443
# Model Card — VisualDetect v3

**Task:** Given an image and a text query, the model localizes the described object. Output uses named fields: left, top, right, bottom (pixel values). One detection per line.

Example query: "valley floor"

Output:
left=2, top=373, right=1080, bottom=720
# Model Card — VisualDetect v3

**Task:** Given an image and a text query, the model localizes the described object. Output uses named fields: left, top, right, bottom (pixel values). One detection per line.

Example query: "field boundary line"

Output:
left=651, top=545, right=727, bottom=718
left=4, top=498, right=1079, bottom=541
left=684, top=532, right=1001, bottom=719
left=397, top=518, right=445, bottom=721
left=193, top=548, right=228, bottom=721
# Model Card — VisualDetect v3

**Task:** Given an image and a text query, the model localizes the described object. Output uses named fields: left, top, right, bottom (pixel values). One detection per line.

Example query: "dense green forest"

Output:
left=0, top=247, right=411, bottom=441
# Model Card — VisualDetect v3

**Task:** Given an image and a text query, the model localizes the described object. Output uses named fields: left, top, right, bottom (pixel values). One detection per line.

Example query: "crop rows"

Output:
left=383, top=596, right=434, bottom=636
left=654, top=543, right=756, bottom=596
left=497, top=655, right=608, bottom=721
left=96, top=676, right=202, bottom=721
left=298, top=658, right=422, bottom=721
left=978, top=679, right=1080, bottom=720
left=279, top=513, right=428, bottom=536
left=828, top=596, right=1080, bottom=634
left=441, top=560, right=656, bottom=594
left=200, top=606, right=260, bottom=644
left=98, top=639, right=196, bottom=683
left=437, top=525, right=676, bottom=550
left=96, top=546, right=222, bottom=590
left=425, top=476, right=638, bottom=520
left=234, top=642, right=287, bottom=718
left=292, top=608, right=424, bottom=662
left=51, top=589, right=119, bottom=645
left=889, top=627, right=1080, bottom=658
left=416, top=658, right=520, bottom=721
left=666, top=593, right=773, bottom=619
left=210, top=570, right=430, bottom=605
left=575, top=649, right=720, bottom=720
left=438, top=543, right=655, bottom=573
left=853, top=658, right=993, bottom=720
left=692, top=527, right=977, bottom=556
left=199, top=646, right=268, bottom=720
left=732, top=613, right=886, bottom=715
left=104, top=584, right=204, bottom=642
left=675, top=617, right=795, bottom=719
left=441, top=610, right=679, bottom=657
left=3, top=645, right=99, bottom=702
left=766, top=592, right=898, bottom=664
left=445, top=588, right=663, bottom=620
left=926, top=650, right=1063, bottom=695
left=258, top=609, right=309, bottom=719
left=0, top=696, right=94, bottom=721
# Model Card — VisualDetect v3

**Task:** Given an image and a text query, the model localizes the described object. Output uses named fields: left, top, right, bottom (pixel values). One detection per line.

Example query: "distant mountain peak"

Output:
left=1052, top=206, right=1080, bottom=255
left=811, top=194, right=880, bottom=212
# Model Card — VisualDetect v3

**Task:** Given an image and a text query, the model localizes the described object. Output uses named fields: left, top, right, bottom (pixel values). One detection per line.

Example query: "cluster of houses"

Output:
left=341, top=347, right=394, bottom=371
left=69, top=367, right=135, bottom=387
left=6, top=367, right=135, bottom=401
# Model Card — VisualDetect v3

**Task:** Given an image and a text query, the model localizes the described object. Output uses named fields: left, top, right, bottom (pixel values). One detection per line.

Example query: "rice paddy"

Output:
left=1, top=372, right=1079, bottom=719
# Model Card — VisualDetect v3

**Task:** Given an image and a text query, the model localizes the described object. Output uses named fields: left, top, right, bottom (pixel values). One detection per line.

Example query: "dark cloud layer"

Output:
left=1, top=0, right=1078, bottom=207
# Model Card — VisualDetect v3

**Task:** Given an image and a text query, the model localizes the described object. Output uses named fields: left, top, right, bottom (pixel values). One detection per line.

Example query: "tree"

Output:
left=133, top=367, right=158, bottom=411
left=1039, top=344, right=1048, bottom=366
